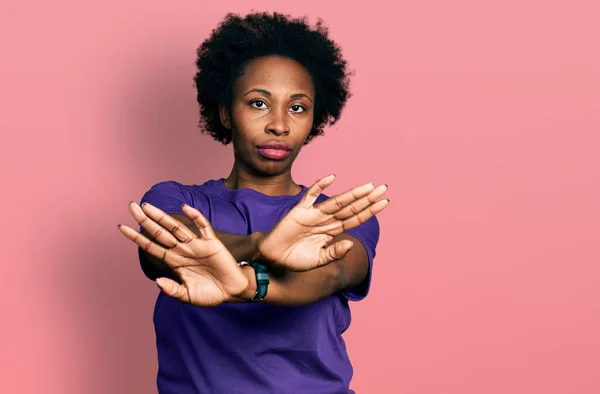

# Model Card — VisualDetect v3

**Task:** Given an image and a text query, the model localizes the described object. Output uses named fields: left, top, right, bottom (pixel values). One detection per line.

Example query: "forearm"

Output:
left=265, top=263, right=345, bottom=306
left=213, top=229, right=262, bottom=262
left=238, top=234, right=369, bottom=306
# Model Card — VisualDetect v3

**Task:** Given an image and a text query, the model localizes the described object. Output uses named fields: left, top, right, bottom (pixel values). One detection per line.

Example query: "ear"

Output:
left=219, top=104, right=232, bottom=130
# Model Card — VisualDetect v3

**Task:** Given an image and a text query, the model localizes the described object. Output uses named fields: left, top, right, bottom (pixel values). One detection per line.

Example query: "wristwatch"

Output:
left=238, top=261, right=269, bottom=302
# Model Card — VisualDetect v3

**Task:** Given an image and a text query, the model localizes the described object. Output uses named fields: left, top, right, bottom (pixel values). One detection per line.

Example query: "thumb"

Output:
left=156, top=277, right=189, bottom=303
left=319, top=240, right=354, bottom=267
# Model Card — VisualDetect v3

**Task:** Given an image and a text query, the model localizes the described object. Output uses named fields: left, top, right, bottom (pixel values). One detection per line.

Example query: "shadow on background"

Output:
left=57, top=45, right=231, bottom=393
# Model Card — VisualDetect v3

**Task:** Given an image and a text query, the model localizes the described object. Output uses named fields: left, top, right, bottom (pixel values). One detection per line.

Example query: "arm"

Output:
left=128, top=202, right=373, bottom=307
left=122, top=176, right=385, bottom=307
left=238, top=233, right=369, bottom=307
left=138, top=175, right=385, bottom=281
left=139, top=213, right=371, bottom=306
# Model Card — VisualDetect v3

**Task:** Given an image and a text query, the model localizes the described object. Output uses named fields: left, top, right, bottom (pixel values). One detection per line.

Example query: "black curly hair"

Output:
left=193, top=11, right=352, bottom=145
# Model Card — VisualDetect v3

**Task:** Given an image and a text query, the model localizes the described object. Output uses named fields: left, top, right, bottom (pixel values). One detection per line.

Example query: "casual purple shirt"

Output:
left=138, top=179, right=380, bottom=393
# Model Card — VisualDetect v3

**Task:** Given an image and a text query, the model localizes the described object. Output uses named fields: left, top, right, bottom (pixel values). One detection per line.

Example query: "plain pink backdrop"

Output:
left=1, top=1, right=599, bottom=393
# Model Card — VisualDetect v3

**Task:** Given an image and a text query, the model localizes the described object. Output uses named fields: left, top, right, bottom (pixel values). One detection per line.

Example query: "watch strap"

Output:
left=249, top=262, right=269, bottom=302
left=237, top=261, right=269, bottom=302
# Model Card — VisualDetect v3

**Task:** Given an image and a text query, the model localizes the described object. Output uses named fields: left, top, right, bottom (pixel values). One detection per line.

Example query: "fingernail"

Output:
left=117, top=224, right=121, bottom=228
left=141, top=202, right=148, bottom=208
left=129, top=201, right=135, bottom=205
left=181, top=204, right=188, bottom=209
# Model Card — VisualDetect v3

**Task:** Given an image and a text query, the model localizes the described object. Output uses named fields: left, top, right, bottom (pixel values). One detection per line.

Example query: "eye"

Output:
left=290, top=105, right=305, bottom=113
left=250, top=100, right=268, bottom=109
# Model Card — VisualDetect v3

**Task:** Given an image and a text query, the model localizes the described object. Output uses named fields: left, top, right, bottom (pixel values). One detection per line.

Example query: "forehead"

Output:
left=234, top=56, right=315, bottom=96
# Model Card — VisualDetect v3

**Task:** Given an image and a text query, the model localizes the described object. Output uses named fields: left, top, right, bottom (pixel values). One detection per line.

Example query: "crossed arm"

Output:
left=260, top=232, right=370, bottom=306
left=140, top=219, right=369, bottom=306
left=121, top=175, right=388, bottom=307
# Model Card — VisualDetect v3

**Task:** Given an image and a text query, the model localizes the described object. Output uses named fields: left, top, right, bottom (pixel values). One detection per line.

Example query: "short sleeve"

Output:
left=139, top=181, right=191, bottom=217
left=136, top=181, right=210, bottom=280
left=339, top=215, right=380, bottom=302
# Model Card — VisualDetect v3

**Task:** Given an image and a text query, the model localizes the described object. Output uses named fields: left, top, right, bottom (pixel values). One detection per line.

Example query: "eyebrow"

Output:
left=243, top=88, right=313, bottom=103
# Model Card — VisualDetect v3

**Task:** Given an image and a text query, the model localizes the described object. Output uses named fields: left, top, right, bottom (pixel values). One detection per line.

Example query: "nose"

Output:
left=265, top=108, right=290, bottom=136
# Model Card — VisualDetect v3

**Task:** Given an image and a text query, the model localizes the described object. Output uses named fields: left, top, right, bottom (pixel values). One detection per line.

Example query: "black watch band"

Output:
left=238, top=261, right=269, bottom=302
left=249, top=262, right=269, bottom=302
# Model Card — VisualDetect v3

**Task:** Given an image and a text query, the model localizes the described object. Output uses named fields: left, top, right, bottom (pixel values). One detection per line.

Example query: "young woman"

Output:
left=118, top=12, right=389, bottom=393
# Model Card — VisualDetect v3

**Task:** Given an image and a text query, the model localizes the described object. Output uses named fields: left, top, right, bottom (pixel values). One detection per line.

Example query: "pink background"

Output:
left=2, top=1, right=599, bottom=393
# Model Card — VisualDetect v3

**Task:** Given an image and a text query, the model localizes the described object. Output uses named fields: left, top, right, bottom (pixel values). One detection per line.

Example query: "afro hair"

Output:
left=193, top=11, right=353, bottom=145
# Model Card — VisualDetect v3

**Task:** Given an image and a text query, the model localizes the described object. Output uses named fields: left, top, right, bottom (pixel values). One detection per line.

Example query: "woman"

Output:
left=118, top=12, right=389, bottom=393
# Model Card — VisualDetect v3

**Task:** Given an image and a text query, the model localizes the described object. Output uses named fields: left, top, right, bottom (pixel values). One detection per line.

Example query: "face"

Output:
left=220, top=55, right=315, bottom=177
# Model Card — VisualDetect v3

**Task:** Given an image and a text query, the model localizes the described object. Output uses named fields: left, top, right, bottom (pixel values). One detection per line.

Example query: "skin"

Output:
left=220, top=55, right=316, bottom=195
left=118, top=55, right=389, bottom=306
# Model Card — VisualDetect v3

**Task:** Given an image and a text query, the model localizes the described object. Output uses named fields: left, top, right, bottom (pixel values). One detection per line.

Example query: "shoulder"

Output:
left=141, top=180, right=189, bottom=201
left=140, top=180, right=216, bottom=214
left=143, top=180, right=185, bottom=194
left=142, top=179, right=219, bottom=196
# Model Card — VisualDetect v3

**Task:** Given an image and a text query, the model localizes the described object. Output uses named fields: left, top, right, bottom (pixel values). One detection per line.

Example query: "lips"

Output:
left=257, top=141, right=292, bottom=151
left=257, top=141, right=292, bottom=161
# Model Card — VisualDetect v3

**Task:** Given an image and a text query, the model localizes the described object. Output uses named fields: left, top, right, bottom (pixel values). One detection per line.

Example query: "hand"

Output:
left=256, top=174, right=389, bottom=272
left=118, top=202, right=251, bottom=307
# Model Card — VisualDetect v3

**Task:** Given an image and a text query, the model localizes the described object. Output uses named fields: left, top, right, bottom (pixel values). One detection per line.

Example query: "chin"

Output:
left=254, top=161, right=293, bottom=177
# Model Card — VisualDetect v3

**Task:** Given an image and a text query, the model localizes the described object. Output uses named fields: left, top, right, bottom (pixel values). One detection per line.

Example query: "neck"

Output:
left=222, top=165, right=302, bottom=197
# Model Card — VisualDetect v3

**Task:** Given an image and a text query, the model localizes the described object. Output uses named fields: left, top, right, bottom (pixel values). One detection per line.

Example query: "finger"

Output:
left=118, top=224, right=185, bottom=268
left=181, top=204, right=216, bottom=240
left=334, top=184, right=388, bottom=220
left=141, top=203, right=197, bottom=243
left=128, top=202, right=179, bottom=248
left=341, top=199, right=390, bottom=232
left=314, top=198, right=390, bottom=236
left=315, top=182, right=376, bottom=215
left=318, top=240, right=354, bottom=267
left=300, top=174, right=336, bottom=208
left=156, top=277, right=190, bottom=303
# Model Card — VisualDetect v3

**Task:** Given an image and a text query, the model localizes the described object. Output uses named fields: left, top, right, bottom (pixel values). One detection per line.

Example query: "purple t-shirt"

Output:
left=138, top=179, right=380, bottom=393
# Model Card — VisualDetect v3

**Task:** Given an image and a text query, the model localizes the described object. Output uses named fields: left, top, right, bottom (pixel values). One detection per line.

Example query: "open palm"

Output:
left=257, top=174, right=389, bottom=271
left=119, top=202, right=249, bottom=306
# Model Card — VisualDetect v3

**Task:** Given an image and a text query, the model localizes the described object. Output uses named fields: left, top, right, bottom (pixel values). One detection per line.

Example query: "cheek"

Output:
left=231, top=126, right=258, bottom=156
left=303, top=109, right=315, bottom=126
left=232, top=106, right=263, bottom=134
left=299, top=113, right=314, bottom=136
